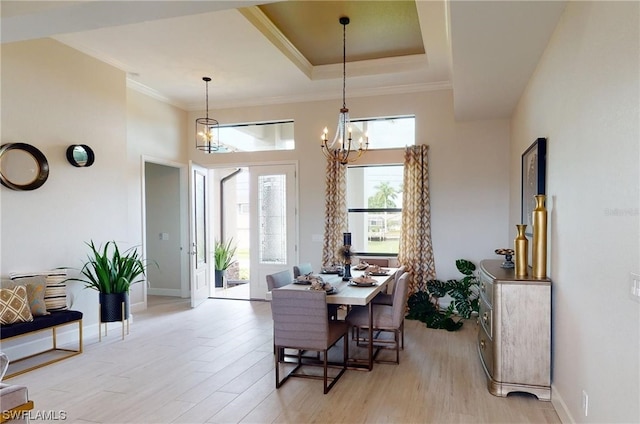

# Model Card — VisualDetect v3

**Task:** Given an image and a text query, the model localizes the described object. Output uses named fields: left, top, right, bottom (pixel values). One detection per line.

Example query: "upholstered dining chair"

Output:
left=372, top=265, right=407, bottom=306
left=346, top=271, right=410, bottom=364
left=292, top=263, right=339, bottom=320
left=266, top=269, right=292, bottom=292
left=293, top=263, right=313, bottom=278
left=271, top=288, right=348, bottom=394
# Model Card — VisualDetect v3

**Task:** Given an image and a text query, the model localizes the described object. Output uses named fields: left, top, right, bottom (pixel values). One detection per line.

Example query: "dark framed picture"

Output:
left=521, top=138, right=547, bottom=237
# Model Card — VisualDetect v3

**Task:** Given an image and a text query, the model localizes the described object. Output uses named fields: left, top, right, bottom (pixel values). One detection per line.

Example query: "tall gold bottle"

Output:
left=514, top=224, right=528, bottom=277
left=532, top=195, right=547, bottom=279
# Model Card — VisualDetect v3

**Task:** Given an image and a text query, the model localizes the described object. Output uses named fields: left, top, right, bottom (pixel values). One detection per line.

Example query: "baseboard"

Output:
left=551, top=383, right=575, bottom=424
left=148, top=288, right=181, bottom=296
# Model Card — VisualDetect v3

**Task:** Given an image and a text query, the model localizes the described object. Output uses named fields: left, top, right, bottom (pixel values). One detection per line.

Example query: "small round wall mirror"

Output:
left=0, top=143, right=50, bottom=191
left=66, top=144, right=95, bottom=167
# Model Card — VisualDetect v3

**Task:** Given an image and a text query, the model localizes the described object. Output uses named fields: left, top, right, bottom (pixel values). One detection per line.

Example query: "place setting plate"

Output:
left=349, top=277, right=377, bottom=287
left=307, top=286, right=338, bottom=294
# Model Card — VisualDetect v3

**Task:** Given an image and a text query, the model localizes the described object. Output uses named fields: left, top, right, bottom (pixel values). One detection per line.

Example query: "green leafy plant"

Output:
left=68, top=240, right=151, bottom=293
left=406, top=259, right=479, bottom=331
left=214, top=239, right=237, bottom=271
left=406, top=291, right=463, bottom=331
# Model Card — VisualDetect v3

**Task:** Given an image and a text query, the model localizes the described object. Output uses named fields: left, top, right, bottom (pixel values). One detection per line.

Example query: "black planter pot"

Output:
left=214, top=270, right=225, bottom=288
left=99, top=292, right=129, bottom=322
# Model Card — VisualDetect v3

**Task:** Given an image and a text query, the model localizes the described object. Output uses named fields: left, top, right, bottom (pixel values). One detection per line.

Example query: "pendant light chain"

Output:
left=320, top=16, right=368, bottom=165
left=342, top=20, right=347, bottom=110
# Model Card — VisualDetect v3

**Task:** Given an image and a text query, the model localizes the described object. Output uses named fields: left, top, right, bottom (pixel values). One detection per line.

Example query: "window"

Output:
left=347, top=165, right=403, bottom=255
left=217, top=121, right=294, bottom=152
left=350, top=115, right=415, bottom=149
left=345, top=115, right=413, bottom=256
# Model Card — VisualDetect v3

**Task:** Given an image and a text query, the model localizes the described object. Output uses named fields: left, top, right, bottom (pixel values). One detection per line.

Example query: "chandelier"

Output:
left=321, top=16, right=368, bottom=165
left=195, top=76, right=220, bottom=153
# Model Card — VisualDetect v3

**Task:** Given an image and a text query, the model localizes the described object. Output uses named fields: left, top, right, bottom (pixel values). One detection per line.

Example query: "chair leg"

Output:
left=275, top=346, right=281, bottom=388
left=323, top=349, right=329, bottom=394
left=343, top=332, right=349, bottom=372
left=395, top=329, right=400, bottom=364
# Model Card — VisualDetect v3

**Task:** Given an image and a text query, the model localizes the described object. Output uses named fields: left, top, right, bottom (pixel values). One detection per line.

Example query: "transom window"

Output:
left=217, top=120, right=294, bottom=152
left=350, top=115, right=415, bottom=149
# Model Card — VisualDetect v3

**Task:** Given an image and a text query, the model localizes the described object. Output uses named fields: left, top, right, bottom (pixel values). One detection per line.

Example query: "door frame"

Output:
left=209, top=160, right=299, bottom=300
left=140, top=156, right=189, bottom=311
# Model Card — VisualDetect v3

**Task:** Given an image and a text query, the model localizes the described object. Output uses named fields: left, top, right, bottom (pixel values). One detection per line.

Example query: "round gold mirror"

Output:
left=66, top=144, right=95, bottom=167
left=0, top=143, right=49, bottom=191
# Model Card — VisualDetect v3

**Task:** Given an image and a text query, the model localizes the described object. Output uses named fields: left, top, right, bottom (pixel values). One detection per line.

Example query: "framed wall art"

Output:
left=521, top=137, right=547, bottom=237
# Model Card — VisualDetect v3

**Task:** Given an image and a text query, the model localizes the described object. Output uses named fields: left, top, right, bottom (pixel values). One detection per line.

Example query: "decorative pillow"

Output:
left=26, top=277, right=49, bottom=316
left=44, top=274, right=68, bottom=311
left=0, top=285, right=34, bottom=324
left=8, top=275, right=49, bottom=316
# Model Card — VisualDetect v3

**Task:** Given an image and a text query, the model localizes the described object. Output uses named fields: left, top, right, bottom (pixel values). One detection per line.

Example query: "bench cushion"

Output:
left=0, top=310, right=82, bottom=339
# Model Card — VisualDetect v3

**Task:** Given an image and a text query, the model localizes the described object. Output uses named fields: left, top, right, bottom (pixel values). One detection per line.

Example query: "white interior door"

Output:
left=189, top=161, right=210, bottom=307
left=249, top=164, right=297, bottom=300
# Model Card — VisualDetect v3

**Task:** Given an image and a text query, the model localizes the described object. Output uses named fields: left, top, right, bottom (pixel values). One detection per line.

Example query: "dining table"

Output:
left=282, top=267, right=398, bottom=371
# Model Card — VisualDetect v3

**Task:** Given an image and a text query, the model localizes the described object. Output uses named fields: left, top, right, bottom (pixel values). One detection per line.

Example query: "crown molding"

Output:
left=183, top=80, right=452, bottom=111
left=313, top=54, right=429, bottom=80
left=126, top=79, right=187, bottom=110
left=238, top=6, right=313, bottom=79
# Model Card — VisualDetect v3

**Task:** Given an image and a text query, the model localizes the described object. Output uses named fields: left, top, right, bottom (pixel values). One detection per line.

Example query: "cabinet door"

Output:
left=499, top=284, right=551, bottom=386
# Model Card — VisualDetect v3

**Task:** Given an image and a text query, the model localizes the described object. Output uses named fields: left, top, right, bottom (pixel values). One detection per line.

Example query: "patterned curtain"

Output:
left=322, top=157, right=347, bottom=266
left=398, top=145, right=436, bottom=295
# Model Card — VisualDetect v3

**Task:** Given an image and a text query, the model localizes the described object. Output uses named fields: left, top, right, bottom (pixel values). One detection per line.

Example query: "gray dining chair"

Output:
left=293, top=263, right=313, bottom=278
left=372, top=265, right=407, bottom=306
left=271, top=288, right=348, bottom=394
left=266, top=269, right=292, bottom=292
left=292, top=263, right=340, bottom=320
left=346, top=271, right=410, bottom=364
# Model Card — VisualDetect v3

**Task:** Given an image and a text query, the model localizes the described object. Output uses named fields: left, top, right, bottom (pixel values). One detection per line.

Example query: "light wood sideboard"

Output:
left=477, top=259, right=551, bottom=401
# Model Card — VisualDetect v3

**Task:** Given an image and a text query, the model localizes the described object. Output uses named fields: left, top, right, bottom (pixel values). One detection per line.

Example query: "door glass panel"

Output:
left=258, top=174, right=286, bottom=264
left=195, top=171, right=207, bottom=266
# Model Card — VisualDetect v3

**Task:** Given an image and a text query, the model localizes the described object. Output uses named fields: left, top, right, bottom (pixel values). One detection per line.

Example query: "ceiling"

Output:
left=1, top=1, right=567, bottom=121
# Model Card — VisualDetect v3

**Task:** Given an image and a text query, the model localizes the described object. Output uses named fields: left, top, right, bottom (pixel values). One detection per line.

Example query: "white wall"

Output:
left=1, top=39, right=188, bottom=337
left=510, top=2, right=639, bottom=423
left=187, top=90, right=511, bottom=280
left=1, top=39, right=130, bottom=325
left=127, top=89, right=189, bottom=305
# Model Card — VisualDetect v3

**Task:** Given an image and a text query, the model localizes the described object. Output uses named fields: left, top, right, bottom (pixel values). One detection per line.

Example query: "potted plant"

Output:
left=68, top=240, right=150, bottom=322
left=406, top=259, right=480, bottom=331
left=214, top=239, right=237, bottom=288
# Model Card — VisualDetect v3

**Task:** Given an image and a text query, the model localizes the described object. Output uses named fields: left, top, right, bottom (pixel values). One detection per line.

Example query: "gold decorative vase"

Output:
left=514, top=224, right=528, bottom=277
left=532, top=195, right=547, bottom=279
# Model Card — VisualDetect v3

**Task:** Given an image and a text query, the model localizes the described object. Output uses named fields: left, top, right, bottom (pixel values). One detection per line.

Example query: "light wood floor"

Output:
left=7, top=296, right=561, bottom=423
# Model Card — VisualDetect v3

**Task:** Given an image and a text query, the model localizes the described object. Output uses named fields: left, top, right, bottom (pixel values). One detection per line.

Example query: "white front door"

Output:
left=189, top=162, right=210, bottom=307
left=249, top=164, right=297, bottom=299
